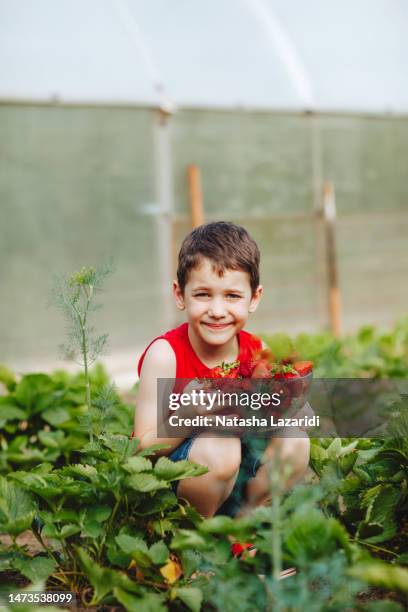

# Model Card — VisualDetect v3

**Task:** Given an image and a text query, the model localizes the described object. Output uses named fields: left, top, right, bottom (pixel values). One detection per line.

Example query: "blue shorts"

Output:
left=168, top=436, right=268, bottom=517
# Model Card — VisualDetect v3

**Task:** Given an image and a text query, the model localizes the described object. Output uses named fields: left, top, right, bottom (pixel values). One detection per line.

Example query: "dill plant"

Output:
left=52, top=262, right=114, bottom=441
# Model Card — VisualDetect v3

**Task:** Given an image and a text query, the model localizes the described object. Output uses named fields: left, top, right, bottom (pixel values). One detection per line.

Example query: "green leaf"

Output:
left=86, top=505, right=111, bottom=522
left=115, top=534, right=148, bottom=555
left=114, top=533, right=160, bottom=567
left=0, top=476, right=36, bottom=536
left=125, top=473, right=169, bottom=492
left=123, top=456, right=153, bottom=473
left=350, top=561, right=408, bottom=594
left=82, top=520, right=104, bottom=538
left=0, top=403, right=26, bottom=425
left=114, top=587, right=166, bottom=612
left=106, top=539, right=131, bottom=568
left=154, top=456, right=208, bottom=480
left=174, top=587, right=203, bottom=612
left=149, top=541, right=169, bottom=565
left=359, top=484, right=400, bottom=543
left=281, top=484, right=325, bottom=514
left=137, top=443, right=171, bottom=456
left=338, top=451, right=358, bottom=476
left=0, top=550, right=18, bottom=571
left=171, top=529, right=211, bottom=551
left=199, top=515, right=236, bottom=534
left=14, top=374, right=56, bottom=414
left=41, top=523, right=59, bottom=538
left=152, top=518, right=173, bottom=536
left=60, top=524, right=81, bottom=538
left=101, top=435, right=139, bottom=460
left=326, top=437, right=342, bottom=459
left=61, top=464, right=98, bottom=481
left=9, top=472, right=75, bottom=501
left=53, top=509, right=78, bottom=523
left=0, top=364, right=17, bottom=391
left=76, top=547, right=140, bottom=604
left=42, top=523, right=81, bottom=539
left=283, top=509, right=350, bottom=563
left=12, top=556, right=56, bottom=582
left=370, top=485, right=400, bottom=525
left=180, top=549, right=202, bottom=578
left=396, top=552, right=408, bottom=566
left=38, top=430, right=66, bottom=449
left=309, top=442, right=328, bottom=475
left=133, top=490, right=177, bottom=516
left=42, top=407, right=71, bottom=426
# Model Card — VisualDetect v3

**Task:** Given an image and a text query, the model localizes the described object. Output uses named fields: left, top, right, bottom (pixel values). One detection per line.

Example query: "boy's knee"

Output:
left=191, top=435, right=241, bottom=481
left=283, top=435, right=310, bottom=473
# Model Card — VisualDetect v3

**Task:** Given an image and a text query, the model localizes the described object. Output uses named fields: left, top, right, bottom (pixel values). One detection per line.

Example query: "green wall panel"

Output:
left=1, top=105, right=160, bottom=364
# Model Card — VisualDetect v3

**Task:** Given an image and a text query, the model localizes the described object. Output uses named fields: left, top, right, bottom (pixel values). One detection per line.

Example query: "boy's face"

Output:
left=173, top=257, right=263, bottom=347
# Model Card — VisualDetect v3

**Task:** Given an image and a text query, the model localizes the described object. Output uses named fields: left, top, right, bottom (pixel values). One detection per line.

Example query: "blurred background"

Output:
left=1, top=0, right=408, bottom=387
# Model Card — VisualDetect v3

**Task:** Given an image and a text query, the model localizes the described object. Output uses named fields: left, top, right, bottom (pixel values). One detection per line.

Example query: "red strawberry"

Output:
left=239, top=360, right=255, bottom=378
left=293, top=361, right=313, bottom=376
left=211, top=360, right=240, bottom=378
left=231, top=542, right=255, bottom=558
left=274, top=371, right=299, bottom=380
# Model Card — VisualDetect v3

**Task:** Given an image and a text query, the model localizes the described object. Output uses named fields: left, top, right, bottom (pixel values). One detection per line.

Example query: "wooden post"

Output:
left=187, top=164, right=204, bottom=228
left=323, top=181, right=342, bottom=336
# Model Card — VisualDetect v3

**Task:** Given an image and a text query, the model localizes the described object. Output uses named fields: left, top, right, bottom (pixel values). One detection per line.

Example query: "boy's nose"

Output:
left=208, top=299, right=227, bottom=318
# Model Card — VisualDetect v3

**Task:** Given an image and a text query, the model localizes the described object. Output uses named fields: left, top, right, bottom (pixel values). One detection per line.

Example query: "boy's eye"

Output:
left=195, top=292, right=210, bottom=297
left=227, top=294, right=241, bottom=299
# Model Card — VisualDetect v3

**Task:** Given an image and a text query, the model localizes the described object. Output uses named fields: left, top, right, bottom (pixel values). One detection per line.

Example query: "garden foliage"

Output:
left=1, top=273, right=408, bottom=609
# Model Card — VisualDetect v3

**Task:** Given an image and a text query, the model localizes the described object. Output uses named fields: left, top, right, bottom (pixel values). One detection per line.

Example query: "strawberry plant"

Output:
left=0, top=432, right=208, bottom=609
left=1, top=265, right=408, bottom=609
left=0, top=365, right=133, bottom=473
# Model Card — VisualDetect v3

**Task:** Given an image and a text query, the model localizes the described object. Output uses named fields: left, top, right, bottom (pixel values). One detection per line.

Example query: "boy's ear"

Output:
left=173, top=280, right=186, bottom=310
left=248, top=285, right=263, bottom=313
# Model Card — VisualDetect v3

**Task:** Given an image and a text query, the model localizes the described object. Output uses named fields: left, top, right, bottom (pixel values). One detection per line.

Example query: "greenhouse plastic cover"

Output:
left=1, top=0, right=407, bottom=113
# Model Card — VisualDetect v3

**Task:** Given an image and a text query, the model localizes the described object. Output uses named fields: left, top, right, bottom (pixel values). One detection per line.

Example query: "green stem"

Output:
left=11, top=536, right=28, bottom=556
left=108, top=498, right=121, bottom=535
left=355, top=539, right=399, bottom=557
left=269, top=454, right=282, bottom=582
left=73, top=286, right=93, bottom=442
left=83, top=286, right=93, bottom=443
left=31, top=530, right=69, bottom=583
left=97, top=497, right=121, bottom=562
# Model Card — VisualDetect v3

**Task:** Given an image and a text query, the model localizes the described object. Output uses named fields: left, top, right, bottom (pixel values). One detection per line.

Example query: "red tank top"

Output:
left=138, top=322, right=262, bottom=378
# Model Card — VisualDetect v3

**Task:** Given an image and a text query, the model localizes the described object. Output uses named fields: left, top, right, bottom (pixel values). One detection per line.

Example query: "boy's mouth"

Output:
left=201, top=322, right=233, bottom=330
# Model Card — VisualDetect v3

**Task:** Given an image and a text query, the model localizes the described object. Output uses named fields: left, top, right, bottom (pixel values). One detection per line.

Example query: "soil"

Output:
left=0, top=530, right=47, bottom=555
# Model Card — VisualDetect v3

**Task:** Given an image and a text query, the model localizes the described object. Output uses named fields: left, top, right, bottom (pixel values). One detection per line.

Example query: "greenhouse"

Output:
left=1, top=0, right=408, bottom=382
left=2, top=2, right=408, bottom=610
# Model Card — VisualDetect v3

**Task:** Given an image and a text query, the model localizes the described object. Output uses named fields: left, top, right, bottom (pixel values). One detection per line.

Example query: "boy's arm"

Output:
left=134, top=339, right=182, bottom=455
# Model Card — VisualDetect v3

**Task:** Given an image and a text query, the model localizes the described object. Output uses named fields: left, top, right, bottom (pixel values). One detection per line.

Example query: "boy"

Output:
left=134, top=221, right=310, bottom=519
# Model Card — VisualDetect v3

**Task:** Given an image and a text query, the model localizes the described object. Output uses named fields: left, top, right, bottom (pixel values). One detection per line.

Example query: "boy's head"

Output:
left=177, top=221, right=260, bottom=295
left=174, top=222, right=263, bottom=347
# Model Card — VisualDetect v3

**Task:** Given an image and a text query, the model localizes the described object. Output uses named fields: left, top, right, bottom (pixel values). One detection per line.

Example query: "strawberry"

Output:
left=293, top=361, right=313, bottom=376
left=239, top=360, right=255, bottom=378
left=231, top=542, right=256, bottom=558
left=211, top=360, right=240, bottom=378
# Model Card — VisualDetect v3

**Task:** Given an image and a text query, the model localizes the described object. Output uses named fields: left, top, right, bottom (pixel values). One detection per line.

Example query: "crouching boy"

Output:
left=134, top=221, right=310, bottom=518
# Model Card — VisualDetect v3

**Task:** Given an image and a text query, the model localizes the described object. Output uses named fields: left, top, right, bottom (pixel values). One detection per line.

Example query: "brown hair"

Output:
left=177, top=221, right=260, bottom=294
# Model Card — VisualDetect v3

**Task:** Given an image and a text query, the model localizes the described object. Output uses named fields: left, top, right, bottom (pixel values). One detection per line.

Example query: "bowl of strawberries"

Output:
left=204, top=349, right=313, bottom=422
left=249, top=349, right=313, bottom=414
